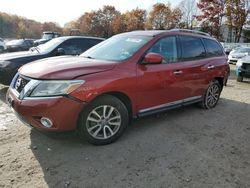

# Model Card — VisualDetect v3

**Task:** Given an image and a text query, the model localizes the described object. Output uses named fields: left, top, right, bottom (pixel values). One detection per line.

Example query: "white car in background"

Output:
left=228, top=47, right=250, bottom=64
left=0, top=38, right=7, bottom=53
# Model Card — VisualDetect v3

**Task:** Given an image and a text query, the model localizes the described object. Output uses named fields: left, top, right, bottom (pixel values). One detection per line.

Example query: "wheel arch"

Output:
left=214, top=77, right=224, bottom=89
left=82, top=91, right=133, bottom=123
left=101, top=91, right=133, bottom=123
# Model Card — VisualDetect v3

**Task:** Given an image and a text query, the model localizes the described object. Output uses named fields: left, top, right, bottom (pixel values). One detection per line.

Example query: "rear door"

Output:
left=202, top=38, right=227, bottom=85
left=176, top=35, right=209, bottom=97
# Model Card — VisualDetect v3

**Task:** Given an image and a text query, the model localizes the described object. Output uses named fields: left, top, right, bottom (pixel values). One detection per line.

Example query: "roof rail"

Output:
left=170, top=29, right=210, bottom=36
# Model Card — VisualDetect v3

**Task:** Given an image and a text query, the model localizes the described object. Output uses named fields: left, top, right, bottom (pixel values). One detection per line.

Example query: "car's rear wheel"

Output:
left=77, top=95, right=129, bottom=145
left=200, top=80, right=221, bottom=109
left=237, top=75, right=243, bottom=82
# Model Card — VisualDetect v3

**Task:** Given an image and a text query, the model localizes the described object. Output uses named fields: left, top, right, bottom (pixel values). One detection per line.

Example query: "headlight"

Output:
left=29, top=80, right=84, bottom=97
left=236, top=60, right=243, bottom=67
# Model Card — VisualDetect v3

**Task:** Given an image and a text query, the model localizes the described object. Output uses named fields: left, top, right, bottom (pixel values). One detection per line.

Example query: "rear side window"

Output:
left=203, top=38, right=223, bottom=57
left=180, top=36, right=206, bottom=60
left=147, top=36, right=178, bottom=63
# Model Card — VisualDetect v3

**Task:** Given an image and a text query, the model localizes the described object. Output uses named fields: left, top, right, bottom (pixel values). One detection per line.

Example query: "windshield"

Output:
left=7, top=39, right=23, bottom=45
left=42, top=33, right=54, bottom=40
left=81, top=35, right=152, bottom=61
left=33, top=37, right=65, bottom=53
left=235, top=48, right=250, bottom=53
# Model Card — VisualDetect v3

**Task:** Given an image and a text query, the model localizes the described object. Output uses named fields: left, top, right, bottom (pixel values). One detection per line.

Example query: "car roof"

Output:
left=121, top=29, right=213, bottom=39
left=57, top=36, right=105, bottom=41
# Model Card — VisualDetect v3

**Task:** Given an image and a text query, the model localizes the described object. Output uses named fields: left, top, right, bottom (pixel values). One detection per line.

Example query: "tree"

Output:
left=225, top=0, right=250, bottom=42
left=178, top=0, right=198, bottom=29
left=147, top=3, right=182, bottom=30
left=147, top=3, right=172, bottom=29
left=170, top=7, right=183, bottom=29
left=196, top=0, right=225, bottom=39
left=0, top=12, right=62, bottom=39
left=63, top=20, right=79, bottom=35
left=77, top=6, right=120, bottom=38
left=124, top=8, right=147, bottom=31
left=42, top=22, right=62, bottom=33
left=97, top=5, right=121, bottom=38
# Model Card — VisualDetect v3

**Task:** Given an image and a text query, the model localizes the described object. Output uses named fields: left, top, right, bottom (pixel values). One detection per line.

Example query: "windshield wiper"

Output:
left=30, top=46, right=40, bottom=53
left=34, top=46, right=40, bottom=53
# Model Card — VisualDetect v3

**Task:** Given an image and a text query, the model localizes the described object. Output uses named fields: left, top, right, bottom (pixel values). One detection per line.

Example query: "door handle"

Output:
left=173, top=70, right=183, bottom=75
left=207, top=65, right=215, bottom=69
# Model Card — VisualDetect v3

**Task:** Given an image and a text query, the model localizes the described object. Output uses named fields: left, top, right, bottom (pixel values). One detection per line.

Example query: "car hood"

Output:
left=19, top=56, right=116, bottom=80
left=230, top=52, right=246, bottom=58
left=240, top=55, right=250, bottom=63
left=0, top=51, right=36, bottom=61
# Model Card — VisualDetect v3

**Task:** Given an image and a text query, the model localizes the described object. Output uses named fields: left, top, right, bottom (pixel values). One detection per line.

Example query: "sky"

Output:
left=0, top=0, right=183, bottom=26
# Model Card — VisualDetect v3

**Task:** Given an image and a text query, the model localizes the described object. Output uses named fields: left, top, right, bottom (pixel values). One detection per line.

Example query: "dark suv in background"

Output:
left=6, top=39, right=34, bottom=52
left=7, top=29, right=229, bottom=145
left=0, top=36, right=104, bottom=85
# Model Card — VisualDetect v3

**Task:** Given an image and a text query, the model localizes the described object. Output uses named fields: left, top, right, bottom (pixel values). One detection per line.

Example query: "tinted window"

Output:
left=77, top=39, right=103, bottom=52
left=59, top=39, right=82, bottom=55
left=203, top=38, right=223, bottom=56
left=147, top=36, right=178, bottom=63
left=180, top=36, right=206, bottom=60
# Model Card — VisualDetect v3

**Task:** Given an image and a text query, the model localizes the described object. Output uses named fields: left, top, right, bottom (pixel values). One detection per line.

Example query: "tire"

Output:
left=237, top=75, right=243, bottom=82
left=200, top=80, right=222, bottom=109
left=77, top=95, right=129, bottom=145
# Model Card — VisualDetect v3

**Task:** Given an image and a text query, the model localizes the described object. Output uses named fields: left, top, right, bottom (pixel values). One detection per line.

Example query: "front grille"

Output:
left=242, top=63, right=250, bottom=70
left=14, top=76, right=30, bottom=93
left=230, top=60, right=237, bottom=62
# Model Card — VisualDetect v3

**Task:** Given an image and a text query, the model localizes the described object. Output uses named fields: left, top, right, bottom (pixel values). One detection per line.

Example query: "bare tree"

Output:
left=178, top=0, right=198, bottom=29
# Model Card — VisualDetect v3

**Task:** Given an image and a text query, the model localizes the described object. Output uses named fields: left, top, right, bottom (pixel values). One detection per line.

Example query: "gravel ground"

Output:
left=0, top=65, right=250, bottom=188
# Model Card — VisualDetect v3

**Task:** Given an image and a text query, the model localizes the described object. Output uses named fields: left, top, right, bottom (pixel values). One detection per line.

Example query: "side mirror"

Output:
left=144, top=53, right=163, bottom=64
left=57, top=48, right=65, bottom=56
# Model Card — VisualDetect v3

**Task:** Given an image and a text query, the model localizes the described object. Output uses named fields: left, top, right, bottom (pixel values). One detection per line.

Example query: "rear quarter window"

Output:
left=203, top=38, right=223, bottom=57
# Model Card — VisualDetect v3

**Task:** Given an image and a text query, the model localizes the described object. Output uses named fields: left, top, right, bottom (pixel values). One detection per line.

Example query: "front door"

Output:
left=136, top=36, right=193, bottom=114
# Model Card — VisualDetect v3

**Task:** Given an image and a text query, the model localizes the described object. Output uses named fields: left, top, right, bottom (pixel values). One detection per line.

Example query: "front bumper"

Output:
left=236, top=66, right=250, bottom=78
left=6, top=88, right=85, bottom=131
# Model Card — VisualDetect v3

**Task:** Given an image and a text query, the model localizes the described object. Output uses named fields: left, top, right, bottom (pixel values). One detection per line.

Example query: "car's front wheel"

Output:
left=200, top=80, right=222, bottom=109
left=78, top=95, right=129, bottom=145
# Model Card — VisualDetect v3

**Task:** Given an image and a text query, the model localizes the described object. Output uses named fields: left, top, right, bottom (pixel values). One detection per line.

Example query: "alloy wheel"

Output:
left=86, top=105, right=121, bottom=140
left=206, top=83, right=220, bottom=107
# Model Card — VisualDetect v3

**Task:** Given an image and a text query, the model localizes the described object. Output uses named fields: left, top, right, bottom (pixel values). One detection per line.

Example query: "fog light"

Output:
left=40, top=117, right=53, bottom=128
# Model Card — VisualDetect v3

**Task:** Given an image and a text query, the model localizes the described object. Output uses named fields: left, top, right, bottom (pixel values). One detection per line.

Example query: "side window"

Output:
left=203, top=38, right=223, bottom=57
left=59, top=39, right=81, bottom=55
left=147, top=36, right=178, bottom=63
left=78, top=39, right=103, bottom=53
left=180, top=36, right=206, bottom=60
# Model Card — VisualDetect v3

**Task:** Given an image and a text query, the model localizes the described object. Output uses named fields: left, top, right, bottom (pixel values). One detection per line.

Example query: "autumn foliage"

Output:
left=1, top=2, right=249, bottom=42
left=0, top=12, right=62, bottom=38
left=0, top=3, right=182, bottom=39
left=196, top=0, right=250, bottom=42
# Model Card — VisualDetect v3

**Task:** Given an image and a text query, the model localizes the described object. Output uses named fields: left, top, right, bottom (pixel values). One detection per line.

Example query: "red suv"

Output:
left=6, top=30, right=230, bottom=145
